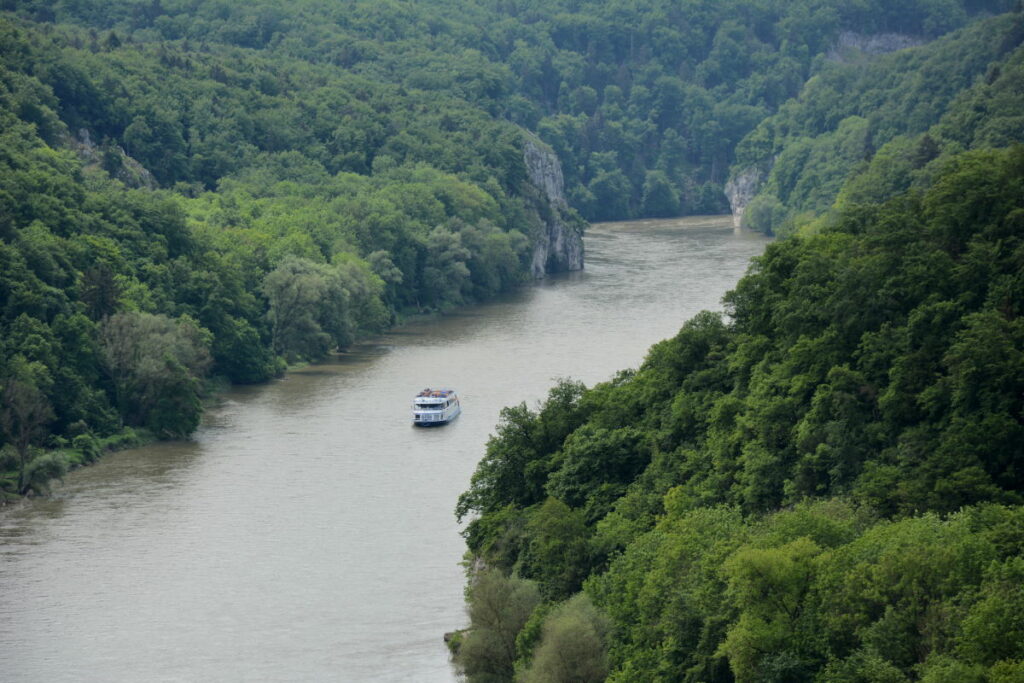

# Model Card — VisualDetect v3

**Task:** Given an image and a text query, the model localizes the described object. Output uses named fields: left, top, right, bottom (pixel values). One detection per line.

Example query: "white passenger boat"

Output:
left=412, top=388, right=461, bottom=426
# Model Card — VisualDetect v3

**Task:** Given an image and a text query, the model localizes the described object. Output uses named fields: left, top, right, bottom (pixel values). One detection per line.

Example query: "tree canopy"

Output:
left=2, top=3, right=1024, bottom=676
left=457, top=145, right=1024, bottom=681
left=731, top=11, right=1024, bottom=236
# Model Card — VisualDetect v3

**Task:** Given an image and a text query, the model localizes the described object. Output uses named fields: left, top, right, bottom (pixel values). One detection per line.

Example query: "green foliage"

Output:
left=518, top=593, right=610, bottom=683
left=520, top=498, right=592, bottom=601
left=20, top=450, right=68, bottom=496
left=3, top=0, right=1004, bottom=228
left=457, top=404, right=546, bottom=526
left=641, top=170, right=680, bottom=218
left=459, top=146, right=1024, bottom=680
left=71, top=432, right=102, bottom=464
left=589, top=504, right=749, bottom=681
left=742, top=193, right=790, bottom=235
left=734, top=12, right=1024, bottom=235
left=457, top=569, right=541, bottom=683
left=958, top=557, right=1024, bottom=665
left=546, top=425, right=651, bottom=521
left=0, top=375, right=54, bottom=492
left=262, top=256, right=345, bottom=362
left=457, top=379, right=590, bottom=526
left=99, top=312, right=211, bottom=438
left=720, top=537, right=824, bottom=680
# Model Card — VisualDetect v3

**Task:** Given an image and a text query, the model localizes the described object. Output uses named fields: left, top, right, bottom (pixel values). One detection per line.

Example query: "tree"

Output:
left=959, top=558, right=1024, bottom=666
left=742, top=194, right=789, bottom=235
left=210, top=315, right=277, bottom=384
left=546, top=425, right=650, bottom=513
left=521, top=498, right=592, bottom=600
left=261, top=256, right=335, bottom=361
left=99, top=312, right=211, bottom=437
left=587, top=170, right=632, bottom=222
left=0, top=376, right=54, bottom=493
left=520, top=594, right=610, bottom=683
left=720, top=537, right=823, bottom=680
left=20, top=451, right=68, bottom=496
left=422, top=226, right=471, bottom=309
left=80, top=264, right=120, bottom=320
left=457, top=403, right=544, bottom=522
left=641, top=170, right=680, bottom=217
left=458, top=570, right=541, bottom=683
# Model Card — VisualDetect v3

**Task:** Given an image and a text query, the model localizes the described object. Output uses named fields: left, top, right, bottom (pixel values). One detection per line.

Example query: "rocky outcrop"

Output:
left=522, top=135, right=584, bottom=277
left=725, top=166, right=764, bottom=229
left=827, top=32, right=925, bottom=62
left=724, top=32, right=926, bottom=228
left=69, top=129, right=157, bottom=189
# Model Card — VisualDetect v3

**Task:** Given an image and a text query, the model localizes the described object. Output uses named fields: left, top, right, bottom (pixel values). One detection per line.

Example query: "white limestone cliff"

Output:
left=522, top=135, right=584, bottom=277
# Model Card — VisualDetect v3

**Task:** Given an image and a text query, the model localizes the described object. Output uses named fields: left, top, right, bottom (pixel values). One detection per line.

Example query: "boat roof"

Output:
left=416, top=388, right=456, bottom=398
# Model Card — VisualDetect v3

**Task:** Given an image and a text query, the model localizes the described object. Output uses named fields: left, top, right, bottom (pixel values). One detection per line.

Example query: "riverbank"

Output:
left=0, top=285, right=544, bottom=505
left=0, top=216, right=768, bottom=680
left=0, top=426, right=149, bottom=503
left=0, top=217, right=747, bottom=505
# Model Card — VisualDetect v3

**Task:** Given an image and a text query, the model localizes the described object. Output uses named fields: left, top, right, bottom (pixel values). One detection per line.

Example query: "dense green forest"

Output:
left=4, top=0, right=1014, bottom=222
left=455, top=144, right=1024, bottom=681
left=732, top=11, right=1024, bottom=236
left=5, top=0, right=1007, bottom=493
left=447, top=5, right=1024, bottom=681
left=2, top=0, right=1024, bottom=677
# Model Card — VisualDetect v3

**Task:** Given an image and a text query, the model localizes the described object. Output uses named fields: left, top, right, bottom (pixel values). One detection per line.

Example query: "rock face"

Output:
left=70, top=129, right=157, bottom=189
left=724, top=31, right=925, bottom=228
left=724, top=33, right=923, bottom=227
left=827, top=32, right=925, bottom=62
left=522, top=135, right=584, bottom=277
left=725, top=166, right=764, bottom=229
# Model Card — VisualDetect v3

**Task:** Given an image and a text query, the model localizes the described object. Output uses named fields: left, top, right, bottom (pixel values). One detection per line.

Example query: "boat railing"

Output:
left=416, top=388, right=454, bottom=398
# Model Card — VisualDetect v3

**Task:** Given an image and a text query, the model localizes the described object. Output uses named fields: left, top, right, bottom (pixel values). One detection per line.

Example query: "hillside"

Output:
left=4, top=0, right=1014, bottom=223
left=455, top=144, right=1024, bottom=682
left=729, top=12, right=1024, bottom=235
left=0, top=8, right=583, bottom=495
left=1, top=2, right=1023, bottom=678
left=448, top=7, right=1024, bottom=682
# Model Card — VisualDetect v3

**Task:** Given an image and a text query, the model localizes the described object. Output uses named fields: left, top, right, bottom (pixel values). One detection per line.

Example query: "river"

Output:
left=0, top=216, right=768, bottom=681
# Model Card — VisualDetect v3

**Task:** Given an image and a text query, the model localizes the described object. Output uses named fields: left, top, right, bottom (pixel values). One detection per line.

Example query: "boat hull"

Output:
left=413, top=404, right=461, bottom=426
left=412, top=388, right=461, bottom=426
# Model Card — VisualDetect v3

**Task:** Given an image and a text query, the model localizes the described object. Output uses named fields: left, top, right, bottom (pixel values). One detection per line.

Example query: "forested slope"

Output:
left=0, top=9, right=569, bottom=496
left=451, top=13, right=1024, bottom=678
left=5, top=0, right=1013, bottom=221
left=4, top=0, right=1009, bottom=494
left=456, top=144, right=1024, bottom=682
left=731, top=11, right=1024, bottom=235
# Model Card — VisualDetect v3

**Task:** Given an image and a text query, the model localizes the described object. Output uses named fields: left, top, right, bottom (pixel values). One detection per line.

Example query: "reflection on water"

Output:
left=0, top=216, right=767, bottom=682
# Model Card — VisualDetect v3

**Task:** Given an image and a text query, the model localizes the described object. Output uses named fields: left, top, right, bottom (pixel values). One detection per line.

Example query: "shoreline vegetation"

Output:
left=2, top=1, right=1015, bottom=501
left=0, top=297, right=525, bottom=505
left=453, top=144, right=1024, bottom=683
left=0, top=271, right=576, bottom=505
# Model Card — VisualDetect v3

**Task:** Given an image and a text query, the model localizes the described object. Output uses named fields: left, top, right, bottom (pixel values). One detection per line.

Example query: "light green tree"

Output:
left=519, top=593, right=610, bottom=683
left=458, top=570, right=541, bottom=683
